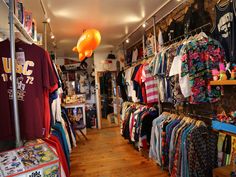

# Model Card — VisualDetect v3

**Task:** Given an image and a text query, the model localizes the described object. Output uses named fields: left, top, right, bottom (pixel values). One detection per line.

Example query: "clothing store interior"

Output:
left=0, top=0, right=236, bottom=176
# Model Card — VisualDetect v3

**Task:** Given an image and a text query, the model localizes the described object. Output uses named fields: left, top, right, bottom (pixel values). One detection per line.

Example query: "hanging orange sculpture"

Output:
left=73, top=29, right=101, bottom=61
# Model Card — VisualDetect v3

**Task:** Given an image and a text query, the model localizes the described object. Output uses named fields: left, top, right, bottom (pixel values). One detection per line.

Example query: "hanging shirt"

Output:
left=169, top=47, right=191, bottom=99
left=125, top=67, right=137, bottom=102
left=212, top=0, right=236, bottom=64
left=0, top=40, right=58, bottom=140
left=181, top=37, right=225, bottom=104
left=126, top=50, right=132, bottom=65
left=134, top=65, right=147, bottom=103
left=132, top=48, right=138, bottom=63
left=142, top=63, right=159, bottom=104
left=131, top=64, right=142, bottom=102
left=146, top=34, right=155, bottom=56
left=158, top=29, right=164, bottom=51
left=117, top=70, right=128, bottom=101
left=138, top=47, right=144, bottom=60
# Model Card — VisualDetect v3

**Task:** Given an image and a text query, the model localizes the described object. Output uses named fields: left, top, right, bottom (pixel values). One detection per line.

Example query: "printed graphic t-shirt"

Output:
left=212, top=1, right=236, bottom=64
left=0, top=40, right=58, bottom=140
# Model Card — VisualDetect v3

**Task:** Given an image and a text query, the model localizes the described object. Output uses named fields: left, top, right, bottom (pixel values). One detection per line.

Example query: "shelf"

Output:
left=212, top=120, right=236, bottom=136
left=0, top=0, right=34, bottom=43
left=210, top=80, right=236, bottom=85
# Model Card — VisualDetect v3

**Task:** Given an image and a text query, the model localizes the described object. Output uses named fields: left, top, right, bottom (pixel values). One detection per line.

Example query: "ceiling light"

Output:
left=51, top=34, right=55, bottom=39
left=126, top=39, right=129, bottom=43
left=46, top=17, right=50, bottom=23
left=142, top=23, right=146, bottom=28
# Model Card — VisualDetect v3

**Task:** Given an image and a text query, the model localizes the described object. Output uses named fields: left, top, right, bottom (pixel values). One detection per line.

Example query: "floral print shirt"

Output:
left=181, top=37, right=225, bottom=104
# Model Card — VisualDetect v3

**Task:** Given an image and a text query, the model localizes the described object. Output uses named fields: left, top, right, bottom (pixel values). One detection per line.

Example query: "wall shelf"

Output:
left=0, top=0, right=34, bottom=43
left=210, top=80, right=236, bottom=86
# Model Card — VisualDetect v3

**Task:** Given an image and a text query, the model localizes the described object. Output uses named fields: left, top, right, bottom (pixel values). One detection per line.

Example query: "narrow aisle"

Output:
left=70, top=127, right=168, bottom=177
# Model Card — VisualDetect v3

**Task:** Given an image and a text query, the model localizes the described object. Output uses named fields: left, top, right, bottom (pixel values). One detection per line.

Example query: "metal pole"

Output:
left=142, top=34, right=145, bottom=59
left=122, top=42, right=126, bottom=66
left=152, top=16, right=157, bottom=54
left=9, top=0, right=21, bottom=147
left=43, top=22, right=47, bottom=50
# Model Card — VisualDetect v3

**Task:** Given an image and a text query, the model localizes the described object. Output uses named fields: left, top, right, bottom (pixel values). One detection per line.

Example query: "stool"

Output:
left=73, top=119, right=88, bottom=140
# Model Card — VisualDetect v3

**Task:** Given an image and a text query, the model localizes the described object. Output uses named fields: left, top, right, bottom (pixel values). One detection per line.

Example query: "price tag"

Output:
left=16, top=52, right=25, bottom=65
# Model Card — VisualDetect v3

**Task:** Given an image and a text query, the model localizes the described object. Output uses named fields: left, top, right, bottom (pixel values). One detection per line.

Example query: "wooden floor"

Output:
left=70, top=127, right=168, bottom=177
left=101, top=118, right=119, bottom=128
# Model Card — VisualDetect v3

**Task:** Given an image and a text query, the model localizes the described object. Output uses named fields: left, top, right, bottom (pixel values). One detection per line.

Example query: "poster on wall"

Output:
left=67, top=107, right=84, bottom=122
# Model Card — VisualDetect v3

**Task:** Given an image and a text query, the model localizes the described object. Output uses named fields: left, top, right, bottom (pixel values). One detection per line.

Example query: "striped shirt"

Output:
left=142, top=63, right=159, bottom=104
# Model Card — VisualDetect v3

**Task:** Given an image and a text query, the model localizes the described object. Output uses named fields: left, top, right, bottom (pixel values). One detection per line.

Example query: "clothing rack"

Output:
left=124, top=54, right=155, bottom=70
left=1, top=0, right=49, bottom=147
left=162, top=105, right=213, bottom=126
left=163, top=22, right=212, bottom=46
left=124, top=101, right=147, bottom=106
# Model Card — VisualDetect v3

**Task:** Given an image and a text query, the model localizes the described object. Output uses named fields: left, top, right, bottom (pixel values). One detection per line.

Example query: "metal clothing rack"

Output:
left=163, top=22, right=212, bottom=46
left=3, top=0, right=49, bottom=147
left=8, top=0, right=21, bottom=147
left=162, top=106, right=213, bottom=126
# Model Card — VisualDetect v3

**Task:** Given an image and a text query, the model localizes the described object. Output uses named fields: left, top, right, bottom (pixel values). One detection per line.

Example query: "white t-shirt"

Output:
left=124, top=67, right=138, bottom=102
left=169, top=55, right=191, bottom=98
left=158, top=29, right=164, bottom=52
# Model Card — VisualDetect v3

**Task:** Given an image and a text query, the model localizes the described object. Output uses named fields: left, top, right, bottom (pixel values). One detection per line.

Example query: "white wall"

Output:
left=94, top=50, right=117, bottom=72
left=55, top=58, right=65, bottom=65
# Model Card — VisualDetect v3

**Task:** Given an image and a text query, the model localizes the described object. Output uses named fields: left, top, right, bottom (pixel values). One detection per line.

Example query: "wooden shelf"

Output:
left=210, top=80, right=236, bottom=85
left=0, top=0, right=34, bottom=43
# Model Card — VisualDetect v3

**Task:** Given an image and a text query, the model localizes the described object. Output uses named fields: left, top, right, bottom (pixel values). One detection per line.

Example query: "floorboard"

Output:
left=70, top=127, right=168, bottom=177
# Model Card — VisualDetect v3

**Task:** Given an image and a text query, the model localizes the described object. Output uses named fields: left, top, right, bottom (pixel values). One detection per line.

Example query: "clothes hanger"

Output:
left=196, top=120, right=206, bottom=127
left=218, top=0, right=231, bottom=8
left=15, top=31, right=33, bottom=45
left=217, top=0, right=230, bottom=5
left=0, top=30, right=8, bottom=42
left=196, top=29, right=208, bottom=40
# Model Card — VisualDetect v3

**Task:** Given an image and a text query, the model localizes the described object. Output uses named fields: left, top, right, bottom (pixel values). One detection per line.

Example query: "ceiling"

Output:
left=22, top=0, right=180, bottom=58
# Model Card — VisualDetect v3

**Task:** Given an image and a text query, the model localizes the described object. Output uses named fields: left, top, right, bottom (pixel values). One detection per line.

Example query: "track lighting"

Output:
left=46, top=17, right=50, bottom=23
left=142, top=22, right=147, bottom=28
left=51, top=34, right=55, bottom=39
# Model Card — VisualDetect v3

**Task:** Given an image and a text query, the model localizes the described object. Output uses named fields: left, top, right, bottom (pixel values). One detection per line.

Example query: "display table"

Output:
left=62, top=103, right=87, bottom=135
left=0, top=143, right=60, bottom=177
left=213, top=164, right=234, bottom=177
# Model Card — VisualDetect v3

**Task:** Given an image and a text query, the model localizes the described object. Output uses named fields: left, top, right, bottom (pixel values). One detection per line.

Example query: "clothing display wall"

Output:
left=118, top=1, right=236, bottom=177
left=120, top=32, right=226, bottom=106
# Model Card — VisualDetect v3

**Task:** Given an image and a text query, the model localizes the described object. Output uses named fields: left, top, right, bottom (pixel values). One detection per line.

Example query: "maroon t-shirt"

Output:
left=0, top=40, right=57, bottom=140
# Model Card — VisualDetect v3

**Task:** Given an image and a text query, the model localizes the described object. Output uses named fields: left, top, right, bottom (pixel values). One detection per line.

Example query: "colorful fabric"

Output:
left=142, top=63, right=159, bottom=104
left=181, top=37, right=225, bottom=104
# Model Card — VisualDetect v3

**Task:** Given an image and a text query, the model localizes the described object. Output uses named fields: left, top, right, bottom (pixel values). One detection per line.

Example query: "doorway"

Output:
left=96, top=71, right=120, bottom=128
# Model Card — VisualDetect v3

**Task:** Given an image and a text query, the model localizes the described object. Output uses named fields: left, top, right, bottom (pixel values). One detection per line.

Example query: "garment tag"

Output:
left=16, top=51, right=25, bottom=65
